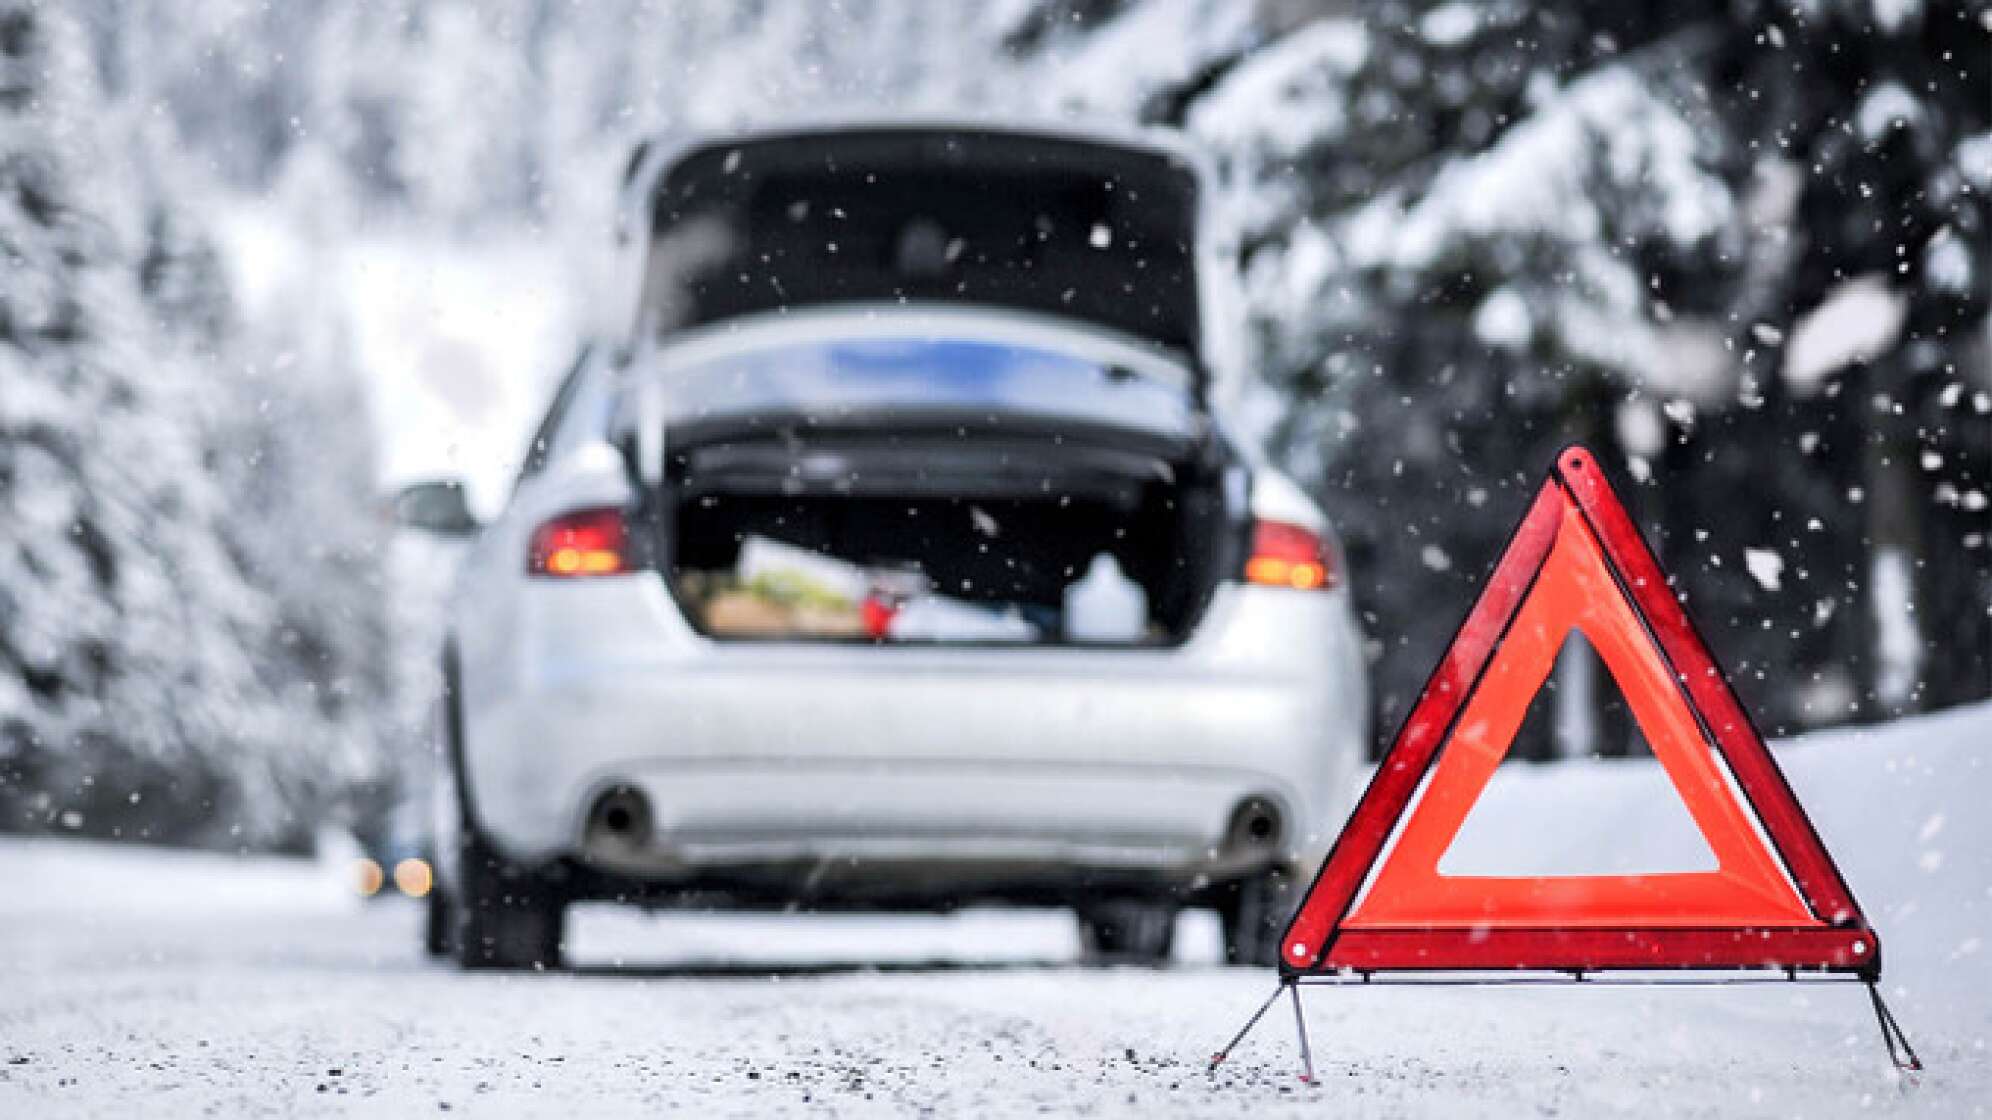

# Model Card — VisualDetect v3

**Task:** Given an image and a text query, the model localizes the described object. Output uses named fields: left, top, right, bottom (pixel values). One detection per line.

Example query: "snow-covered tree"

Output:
left=1009, top=0, right=1988, bottom=751
left=0, top=1, right=390, bottom=846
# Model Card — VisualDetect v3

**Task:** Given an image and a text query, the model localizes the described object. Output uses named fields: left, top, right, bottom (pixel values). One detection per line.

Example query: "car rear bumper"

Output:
left=456, top=576, right=1368, bottom=892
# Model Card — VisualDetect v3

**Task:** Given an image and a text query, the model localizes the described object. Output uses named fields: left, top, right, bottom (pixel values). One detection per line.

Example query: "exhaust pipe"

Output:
left=1224, top=797, right=1284, bottom=855
left=586, top=785, right=653, bottom=851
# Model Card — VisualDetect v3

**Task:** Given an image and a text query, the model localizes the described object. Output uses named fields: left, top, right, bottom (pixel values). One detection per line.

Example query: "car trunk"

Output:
left=628, top=126, right=1231, bottom=642
left=660, top=415, right=1241, bottom=646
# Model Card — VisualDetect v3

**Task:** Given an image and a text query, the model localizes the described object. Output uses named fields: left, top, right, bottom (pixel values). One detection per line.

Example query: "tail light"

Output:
left=1244, top=519, right=1336, bottom=590
left=527, top=507, right=628, bottom=577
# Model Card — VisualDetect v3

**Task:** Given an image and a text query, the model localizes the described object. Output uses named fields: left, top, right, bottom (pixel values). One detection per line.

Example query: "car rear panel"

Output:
left=460, top=573, right=1366, bottom=881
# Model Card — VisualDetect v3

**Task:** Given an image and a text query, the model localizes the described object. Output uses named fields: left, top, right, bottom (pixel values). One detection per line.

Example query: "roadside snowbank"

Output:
left=1447, top=701, right=1990, bottom=1034
left=0, top=834, right=356, bottom=921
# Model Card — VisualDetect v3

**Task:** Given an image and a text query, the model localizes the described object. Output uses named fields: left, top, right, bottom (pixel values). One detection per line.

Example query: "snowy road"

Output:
left=2, top=705, right=1987, bottom=1117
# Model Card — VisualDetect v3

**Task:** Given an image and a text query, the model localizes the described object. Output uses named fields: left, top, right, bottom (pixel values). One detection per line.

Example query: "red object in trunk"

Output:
left=860, top=595, right=898, bottom=640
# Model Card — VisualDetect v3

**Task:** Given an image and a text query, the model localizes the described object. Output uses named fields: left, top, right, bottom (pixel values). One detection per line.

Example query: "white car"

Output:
left=403, top=124, right=1369, bottom=969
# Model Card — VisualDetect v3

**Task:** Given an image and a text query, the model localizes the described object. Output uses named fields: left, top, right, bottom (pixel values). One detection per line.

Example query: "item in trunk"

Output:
left=697, top=586, right=871, bottom=639
left=737, top=536, right=868, bottom=604
left=701, top=589, right=792, bottom=637
left=886, top=595, right=1040, bottom=644
left=689, top=536, right=870, bottom=638
left=672, top=483, right=1225, bottom=644
left=1062, top=553, right=1149, bottom=644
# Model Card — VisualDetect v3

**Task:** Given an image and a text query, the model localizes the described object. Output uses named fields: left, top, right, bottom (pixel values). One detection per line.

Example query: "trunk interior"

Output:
left=660, top=423, right=1241, bottom=645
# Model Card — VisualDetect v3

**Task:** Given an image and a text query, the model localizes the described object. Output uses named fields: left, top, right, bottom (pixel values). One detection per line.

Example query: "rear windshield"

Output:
left=641, top=129, right=1203, bottom=358
left=656, top=336, right=1197, bottom=438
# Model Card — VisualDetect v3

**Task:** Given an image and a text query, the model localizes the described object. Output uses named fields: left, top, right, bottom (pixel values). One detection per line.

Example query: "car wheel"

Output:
left=1219, top=868, right=1296, bottom=967
left=423, top=885, right=453, bottom=957
left=450, top=827, right=565, bottom=971
left=1076, top=901, right=1177, bottom=965
left=437, top=649, right=564, bottom=971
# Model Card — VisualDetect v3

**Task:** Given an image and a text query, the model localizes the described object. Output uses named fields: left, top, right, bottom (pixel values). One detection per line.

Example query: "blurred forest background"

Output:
left=1, top=0, right=1986, bottom=848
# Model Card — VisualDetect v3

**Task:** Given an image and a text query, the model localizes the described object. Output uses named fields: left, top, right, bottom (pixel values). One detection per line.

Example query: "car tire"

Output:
left=423, top=886, right=453, bottom=957
left=1219, top=868, right=1296, bottom=967
left=1076, top=901, right=1177, bottom=965
left=451, top=828, right=566, bottom=971
left=436, top=648, right=565, bottom=971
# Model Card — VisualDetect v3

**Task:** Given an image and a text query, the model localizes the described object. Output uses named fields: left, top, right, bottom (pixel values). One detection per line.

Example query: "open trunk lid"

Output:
left=630, top=124, right=1208, bottom=385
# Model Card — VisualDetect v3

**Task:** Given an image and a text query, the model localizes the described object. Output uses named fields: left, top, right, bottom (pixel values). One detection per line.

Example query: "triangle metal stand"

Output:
left=1866, top=982, right=1924, bottom=1075
left=1207, top=979, right=1314, bottom=1083
left=1207, top=974, right=1924, bottom=1082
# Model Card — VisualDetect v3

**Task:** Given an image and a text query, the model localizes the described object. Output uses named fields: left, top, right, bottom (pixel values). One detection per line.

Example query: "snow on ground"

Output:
left=0, top=703, right=1985, bottom=1117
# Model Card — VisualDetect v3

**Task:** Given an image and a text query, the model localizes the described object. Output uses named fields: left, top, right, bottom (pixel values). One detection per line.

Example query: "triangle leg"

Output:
left=1290, top=982, right=1317, bottom=1084
left=1866, top=983, right=1925, bottom=1076
left=1207, top=981, right=1287, bottom=1073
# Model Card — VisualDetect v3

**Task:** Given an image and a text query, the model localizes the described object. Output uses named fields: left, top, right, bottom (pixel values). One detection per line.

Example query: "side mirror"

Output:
left=390, top=479, right=479, bottom=538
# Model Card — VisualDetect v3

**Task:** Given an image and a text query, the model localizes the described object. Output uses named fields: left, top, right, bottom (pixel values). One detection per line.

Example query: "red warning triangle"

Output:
left=1282, top=446, right=1877, bottom=977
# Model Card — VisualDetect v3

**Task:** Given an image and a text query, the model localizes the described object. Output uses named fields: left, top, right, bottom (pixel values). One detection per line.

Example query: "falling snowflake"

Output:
left=1743, top=548, right=1784, bottom=592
